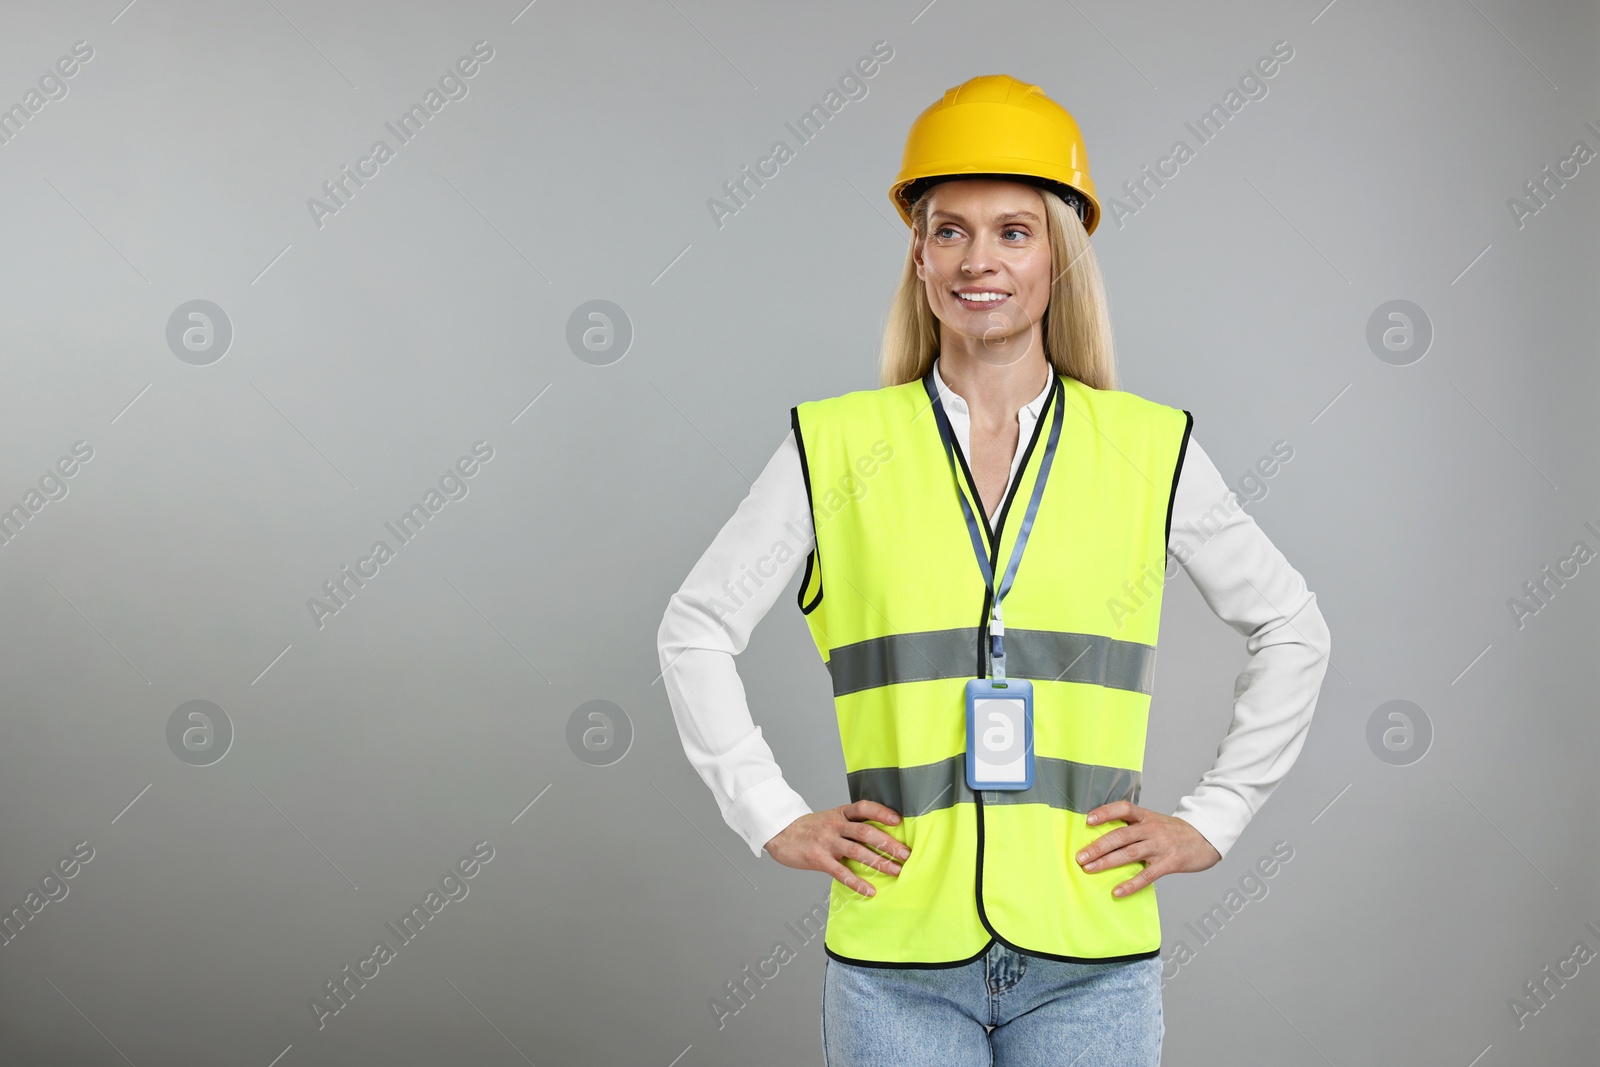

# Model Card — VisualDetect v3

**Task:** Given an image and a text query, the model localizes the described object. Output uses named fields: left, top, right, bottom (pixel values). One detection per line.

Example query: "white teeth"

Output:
left=956, top=291, right=1007, bottom=302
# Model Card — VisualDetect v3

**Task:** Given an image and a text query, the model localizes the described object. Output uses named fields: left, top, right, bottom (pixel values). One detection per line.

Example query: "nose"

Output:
left=962, top=234, right=1005, bottom=276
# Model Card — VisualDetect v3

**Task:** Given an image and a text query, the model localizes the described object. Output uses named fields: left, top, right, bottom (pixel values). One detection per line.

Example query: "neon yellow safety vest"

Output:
left=790, top=368, right=1192, bottom=966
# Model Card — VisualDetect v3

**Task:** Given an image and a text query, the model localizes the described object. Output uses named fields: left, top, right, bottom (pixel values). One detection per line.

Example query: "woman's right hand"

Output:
left=763, top=801, right=910, bottom=897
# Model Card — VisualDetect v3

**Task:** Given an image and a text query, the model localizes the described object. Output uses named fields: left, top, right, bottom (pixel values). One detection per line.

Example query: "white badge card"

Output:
left=965, top=678, right=1034, bottom=790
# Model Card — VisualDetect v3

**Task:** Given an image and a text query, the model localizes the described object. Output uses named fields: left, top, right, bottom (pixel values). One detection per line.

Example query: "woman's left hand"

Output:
left=1074, top=801, right=1223, bottom=897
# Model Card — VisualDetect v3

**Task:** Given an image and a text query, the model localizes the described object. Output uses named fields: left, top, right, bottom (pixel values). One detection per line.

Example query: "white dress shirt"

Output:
left=658, top=356, right=1331, bottom=861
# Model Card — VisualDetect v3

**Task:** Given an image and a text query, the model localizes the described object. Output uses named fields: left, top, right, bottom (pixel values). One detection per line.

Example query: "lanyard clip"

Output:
left=989, top=604, right=1007, bottom=683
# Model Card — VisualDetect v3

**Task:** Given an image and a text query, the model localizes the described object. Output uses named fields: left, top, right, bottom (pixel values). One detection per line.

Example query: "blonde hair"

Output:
left=877, top=183, right=1118, bottom=391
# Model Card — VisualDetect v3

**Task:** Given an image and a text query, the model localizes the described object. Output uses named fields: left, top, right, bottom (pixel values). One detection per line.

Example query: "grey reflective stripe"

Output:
left=827, top=627, right=1156, bottom=697
left=828, top=628, right=976, bottom=697
left=848, top=755, right=1141, bottom=817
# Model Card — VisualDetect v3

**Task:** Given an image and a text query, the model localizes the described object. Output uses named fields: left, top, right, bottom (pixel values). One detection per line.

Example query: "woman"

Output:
left=658, top=74, right=1331, bottom=1066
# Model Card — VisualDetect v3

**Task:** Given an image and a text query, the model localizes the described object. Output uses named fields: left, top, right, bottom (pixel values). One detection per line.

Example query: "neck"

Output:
left=937, top=349, right=1051, bottom=431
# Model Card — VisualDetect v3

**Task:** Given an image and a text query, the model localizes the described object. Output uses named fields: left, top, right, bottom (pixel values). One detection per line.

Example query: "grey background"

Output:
left=1, top=1, right=1595, bottom=1064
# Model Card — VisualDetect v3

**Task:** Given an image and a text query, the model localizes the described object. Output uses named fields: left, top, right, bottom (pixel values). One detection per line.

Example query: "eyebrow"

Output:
left=929, top=209, right=1042, bottom=225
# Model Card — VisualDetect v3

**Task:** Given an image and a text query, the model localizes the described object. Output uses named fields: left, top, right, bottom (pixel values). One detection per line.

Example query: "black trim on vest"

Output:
left=1165, top=410, right=1194, bottom=551
left=824, top=935, right=1159, bottom=969
left=921, top=371, right=1062, bottom=557
left=798, top=550, right=817, bottom=614
left=988, top=375, right=1063, bottom=556
left=790, top=405, right=823, bottom=615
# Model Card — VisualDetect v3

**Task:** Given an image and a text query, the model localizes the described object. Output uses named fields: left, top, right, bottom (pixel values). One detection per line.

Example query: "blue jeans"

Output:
left=822, top=940, right=1164, bottom=1066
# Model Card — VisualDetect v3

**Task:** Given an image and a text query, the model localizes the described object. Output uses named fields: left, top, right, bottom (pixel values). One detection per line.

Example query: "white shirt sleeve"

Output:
left=658, top=426, right=1332, bottom=863
left=657, top=434, right=817, bottom=857
left=1164, top=436, right=1332, bottom=860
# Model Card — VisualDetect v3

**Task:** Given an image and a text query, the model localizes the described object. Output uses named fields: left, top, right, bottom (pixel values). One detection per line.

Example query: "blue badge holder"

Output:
left=965, top=677, right=1034, bottom=790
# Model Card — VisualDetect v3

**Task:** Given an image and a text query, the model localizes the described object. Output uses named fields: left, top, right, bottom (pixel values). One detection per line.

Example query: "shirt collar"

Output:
left=931, top=355, right=1053, bottom=420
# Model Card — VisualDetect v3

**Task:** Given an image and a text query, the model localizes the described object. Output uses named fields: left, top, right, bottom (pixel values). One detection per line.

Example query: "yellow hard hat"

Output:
left=889, top=74, right=1100, bottom=236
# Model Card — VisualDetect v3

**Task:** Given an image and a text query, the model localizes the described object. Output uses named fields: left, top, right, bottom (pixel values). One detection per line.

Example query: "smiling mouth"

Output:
left=954, top=290, right=1010, bottom=309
